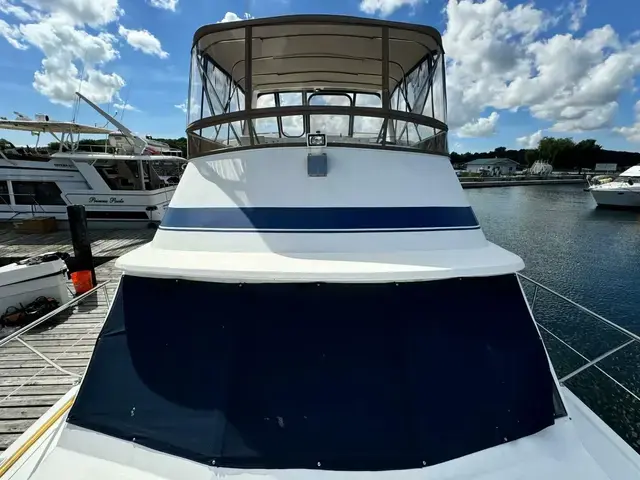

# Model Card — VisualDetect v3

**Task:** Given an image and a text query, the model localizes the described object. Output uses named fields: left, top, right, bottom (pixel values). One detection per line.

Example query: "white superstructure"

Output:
left=0, top=94, right=186, bottom=228
left=589, top=164, right=640, bottom=209
left=1, top=14, right=639, bottom=480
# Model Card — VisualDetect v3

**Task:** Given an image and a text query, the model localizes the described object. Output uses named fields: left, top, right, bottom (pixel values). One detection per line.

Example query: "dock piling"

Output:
left=66, top=205, right=96, bottom=288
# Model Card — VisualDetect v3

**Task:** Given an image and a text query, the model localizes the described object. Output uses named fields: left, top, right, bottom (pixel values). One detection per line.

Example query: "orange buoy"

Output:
left=71, top=270, right=94, bottom=295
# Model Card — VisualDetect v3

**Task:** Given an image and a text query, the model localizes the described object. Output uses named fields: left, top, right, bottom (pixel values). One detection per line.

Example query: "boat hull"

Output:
left=590, top=188, right=640, bottom=209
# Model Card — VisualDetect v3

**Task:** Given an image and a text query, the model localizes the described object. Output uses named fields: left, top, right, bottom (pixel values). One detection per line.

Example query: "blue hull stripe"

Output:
left=160, top=206, right=480, bottom=233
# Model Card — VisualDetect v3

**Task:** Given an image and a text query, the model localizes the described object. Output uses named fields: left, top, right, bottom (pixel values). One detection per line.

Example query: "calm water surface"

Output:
left=467, top=184, right=640, bottom=333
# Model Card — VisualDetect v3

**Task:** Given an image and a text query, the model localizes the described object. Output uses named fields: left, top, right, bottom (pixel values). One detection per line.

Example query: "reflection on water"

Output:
left=467, top=184, right=640, bottom=451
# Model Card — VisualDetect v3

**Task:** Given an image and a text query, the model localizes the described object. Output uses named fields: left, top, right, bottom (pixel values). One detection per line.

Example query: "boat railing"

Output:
left=517, top=273, right=640, bottom=451
left=0, top=193, right=47, bottom=220
left=0, top=281, right=111, bottom=409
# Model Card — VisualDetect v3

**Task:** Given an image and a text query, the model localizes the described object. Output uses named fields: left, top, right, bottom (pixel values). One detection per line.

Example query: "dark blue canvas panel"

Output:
left=160, top=206, right=480, bottom=232
left=68, top=274, right=556, bottom=470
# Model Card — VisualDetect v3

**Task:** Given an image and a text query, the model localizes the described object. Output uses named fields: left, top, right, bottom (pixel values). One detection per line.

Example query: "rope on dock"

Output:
left=15, top=338, right=81, bottom=379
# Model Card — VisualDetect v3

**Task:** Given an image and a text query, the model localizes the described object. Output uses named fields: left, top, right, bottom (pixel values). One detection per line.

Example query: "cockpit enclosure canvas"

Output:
left=69, top=274, right=557, bottom=471
left=186, top=16, right=448, bottom=157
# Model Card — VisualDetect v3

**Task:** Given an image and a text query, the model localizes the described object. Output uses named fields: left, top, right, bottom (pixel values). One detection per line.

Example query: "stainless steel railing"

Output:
left=0, top=281, right=110, bottom=348
left=0, top=193, right=48, bottom=220
left=0, top=281, right=111, bottom=403
left=518, top=273, right=640, bottom=401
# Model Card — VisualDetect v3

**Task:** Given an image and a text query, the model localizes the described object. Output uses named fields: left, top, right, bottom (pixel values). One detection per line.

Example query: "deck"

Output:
left=0, top=230, right=151, bottom=451
left=0, top=228, right=155, bottom=263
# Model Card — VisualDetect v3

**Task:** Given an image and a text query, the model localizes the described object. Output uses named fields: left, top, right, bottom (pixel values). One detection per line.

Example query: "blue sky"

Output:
left=0, top=0, right=639, bottom=154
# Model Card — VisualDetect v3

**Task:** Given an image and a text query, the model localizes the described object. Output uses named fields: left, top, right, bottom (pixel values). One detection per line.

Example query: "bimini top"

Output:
left=192, top=15, right=443, bottom=93
left=0, top=119, right=111, bottom=135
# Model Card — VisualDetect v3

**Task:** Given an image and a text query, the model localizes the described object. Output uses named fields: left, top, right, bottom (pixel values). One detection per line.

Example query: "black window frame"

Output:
left=12, top=181, right=66, bottom=206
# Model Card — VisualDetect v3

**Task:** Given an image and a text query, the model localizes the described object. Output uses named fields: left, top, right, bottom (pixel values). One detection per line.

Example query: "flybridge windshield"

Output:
left=186, top=18, right=448, bottom=157
left=68, top=274, right=557, bottom=471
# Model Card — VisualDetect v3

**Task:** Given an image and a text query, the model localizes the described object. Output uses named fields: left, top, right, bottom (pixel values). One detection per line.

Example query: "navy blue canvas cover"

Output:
left=68, top=274, right=555, bottom=470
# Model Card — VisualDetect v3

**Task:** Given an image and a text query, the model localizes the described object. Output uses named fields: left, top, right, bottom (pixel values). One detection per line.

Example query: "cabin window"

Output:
left=255, top=94, right=279, bottom=137
left=0, top=181, right=9, bottom=205
left=352, top=93, right=384, bottom=139
left=97, top=161, right=177, bottom=191
left=279, top=93, right=305, bottom=138
left=69, top=274, right=558, bottom=471
left=309, top=93, right=351, bottom=137
left=12, top=181, right=65, bottom=206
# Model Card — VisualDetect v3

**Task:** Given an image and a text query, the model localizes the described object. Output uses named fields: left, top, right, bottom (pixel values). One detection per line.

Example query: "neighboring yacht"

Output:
left=0, top=93, right=186, bottom=228
left=589, top=165, right=640, bottom=209
left=1, top=14, right=639, bottom=480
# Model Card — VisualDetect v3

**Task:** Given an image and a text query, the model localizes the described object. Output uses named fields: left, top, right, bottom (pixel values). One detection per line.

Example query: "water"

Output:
left=467, top=184, right=640, bottom=450
left=467, top=184, right=640, bottom=333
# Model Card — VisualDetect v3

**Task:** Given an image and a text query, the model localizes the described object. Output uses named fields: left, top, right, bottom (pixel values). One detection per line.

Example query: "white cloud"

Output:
left=174, top=102, right=187, bottom=113
left=517, top=130, right=544, bottom=149
left=0, top=0, right=131, bottom=106
left=118, top=25, right=168, bottom=59
left=22, top=0, right=122, bottom=27
left=359, top=0, right=422, bottom=17
left=614, top=101, right=640, bottom=142
left=114, top=102, right=137, bottom=112
left=20, top=15, right=124, bottom=105
left=0, top=0, right=34, bottom=21
left=0, top=19, right=27, bottom=49
left=568, top=0, right=588, bottom=32
left=218, top=12, right=252, bottom=23
left=148, top=0, right=177, bottom=11
left=457, top=112, right=500, bottom=138
left=443, top=0, right=640, bottom=137
left=452, top=141, right=464, bottom=151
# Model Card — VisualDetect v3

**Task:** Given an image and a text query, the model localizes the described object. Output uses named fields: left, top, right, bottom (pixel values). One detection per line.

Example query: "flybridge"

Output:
left=186, top=15, right=449, bottom=157
left=116, top=15, right=523, bottom=283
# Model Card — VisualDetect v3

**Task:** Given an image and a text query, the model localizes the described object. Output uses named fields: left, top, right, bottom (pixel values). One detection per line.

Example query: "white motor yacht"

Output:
left=0, top=93, right=186, bottom=228
left=1, top=14, right=639, bottom=480
left=589, top=165, right=640, bottom=209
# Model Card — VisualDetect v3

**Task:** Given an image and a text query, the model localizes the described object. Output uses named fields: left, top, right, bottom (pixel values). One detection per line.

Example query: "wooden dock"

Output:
left=0, top=228, right=155, bottom=262
left=0, top=230, right=151, bottom=451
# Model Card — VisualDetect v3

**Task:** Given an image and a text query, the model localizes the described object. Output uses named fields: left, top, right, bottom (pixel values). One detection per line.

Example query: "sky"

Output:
left=0, top=0, right=639, bottom=154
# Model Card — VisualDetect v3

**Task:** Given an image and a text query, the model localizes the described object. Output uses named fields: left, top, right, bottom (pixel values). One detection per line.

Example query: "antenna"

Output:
left=121, top=88, right=132, bottom=123
left=73, top=64, right=86, bottom=123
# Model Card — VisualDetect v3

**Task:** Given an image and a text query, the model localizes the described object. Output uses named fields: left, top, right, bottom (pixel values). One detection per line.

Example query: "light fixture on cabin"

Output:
left=307, top=132, right=327, bottom=148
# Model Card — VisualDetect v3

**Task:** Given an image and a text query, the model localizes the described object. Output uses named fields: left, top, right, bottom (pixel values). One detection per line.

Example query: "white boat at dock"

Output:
left=589, top=164, right=640, bottom=209
left=0, top=93, right=186, bottom=229
left=1, top=14, right=639, bottom=480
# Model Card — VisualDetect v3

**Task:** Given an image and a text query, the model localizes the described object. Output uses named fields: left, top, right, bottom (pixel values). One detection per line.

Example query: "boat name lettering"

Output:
left=54, top=163, right=70, bottom=168
left=88, top=197, right=125, bottom=204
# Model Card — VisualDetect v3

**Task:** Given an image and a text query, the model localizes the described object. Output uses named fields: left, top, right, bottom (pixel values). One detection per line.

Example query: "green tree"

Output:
left=538, top=137, right=575, bottom=166
left=493, top=146, right=507, bottom=156
left=574, top=139, right=602, bottom=172
left=524, top=149, right=540, bottom=167
left=575, top=139, right=602, bottom=151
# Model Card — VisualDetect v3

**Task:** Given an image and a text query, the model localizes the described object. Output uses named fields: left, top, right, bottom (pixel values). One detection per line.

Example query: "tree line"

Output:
left=3, top=134, right=638, bottom=171
left=451, top=137, right=640, bottom=171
